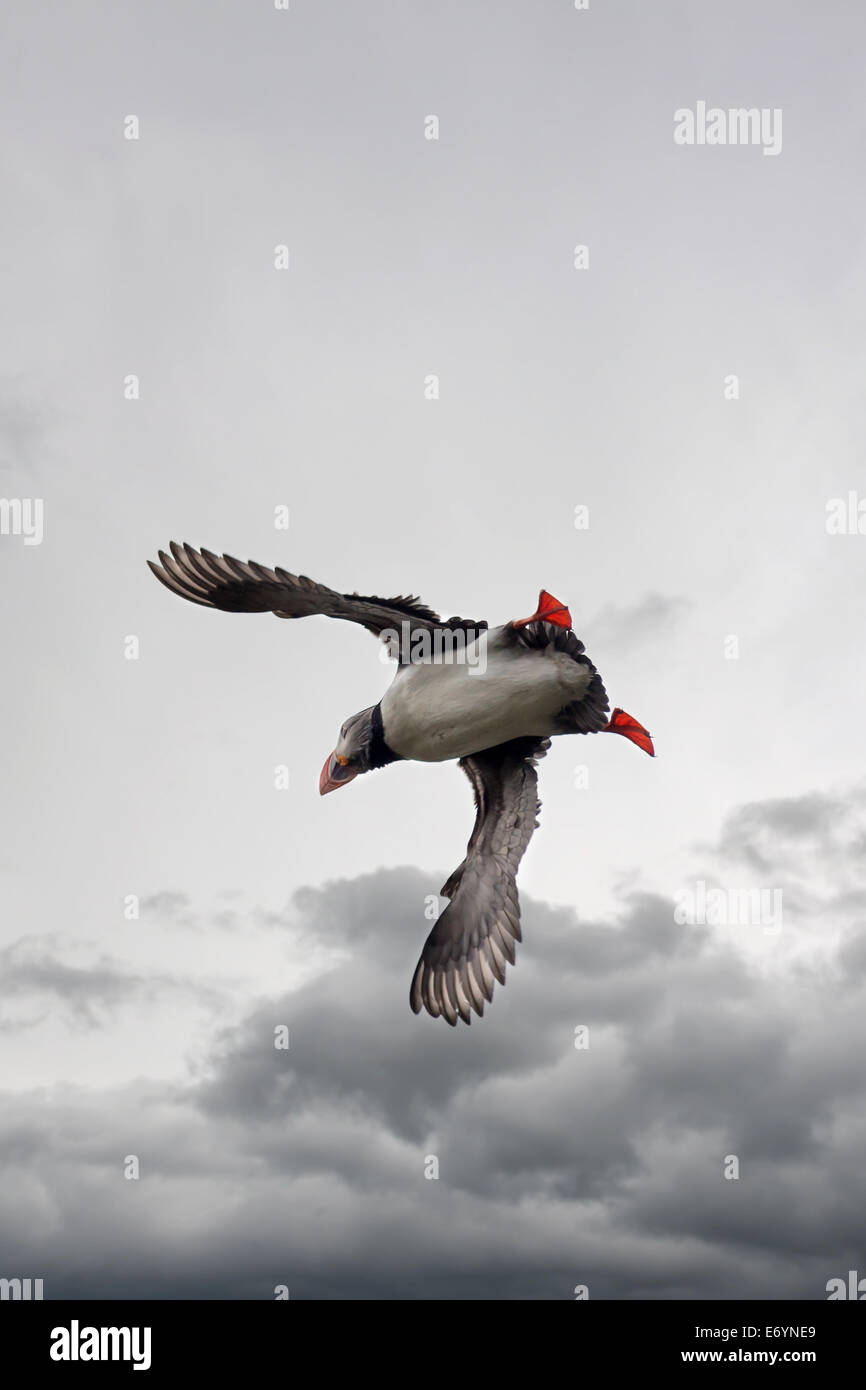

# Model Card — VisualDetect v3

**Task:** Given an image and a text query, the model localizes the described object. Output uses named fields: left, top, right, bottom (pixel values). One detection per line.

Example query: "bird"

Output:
left=148, top=542, right=654, bottom=1026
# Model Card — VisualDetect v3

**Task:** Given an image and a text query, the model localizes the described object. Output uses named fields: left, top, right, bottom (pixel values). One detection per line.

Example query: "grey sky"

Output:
left=2, top=0, right=865, bottom=1298
left=3, top=789, right=866, bottom=1299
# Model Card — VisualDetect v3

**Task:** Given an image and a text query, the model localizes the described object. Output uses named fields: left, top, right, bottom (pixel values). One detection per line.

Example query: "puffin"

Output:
left=148, top=543, right=654, bottom=1026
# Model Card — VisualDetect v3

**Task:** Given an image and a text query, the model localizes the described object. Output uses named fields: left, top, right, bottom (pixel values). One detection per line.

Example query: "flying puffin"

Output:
left=148, top=543, right=654, bottom=1026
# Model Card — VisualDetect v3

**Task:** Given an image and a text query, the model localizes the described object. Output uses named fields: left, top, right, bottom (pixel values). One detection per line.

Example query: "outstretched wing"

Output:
left=410, top=736, right=549, bottom=1026
left=147, top=542, right=485, bottom=658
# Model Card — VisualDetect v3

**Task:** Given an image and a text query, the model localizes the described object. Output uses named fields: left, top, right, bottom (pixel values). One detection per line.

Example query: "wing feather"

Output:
left=410, top=736, right=550, bottom=1024
left=148, top=542, right=486, bottom=660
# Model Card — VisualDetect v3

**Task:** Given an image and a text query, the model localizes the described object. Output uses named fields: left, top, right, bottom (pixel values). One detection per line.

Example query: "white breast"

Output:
left=379, top=631, right=591, bottom=762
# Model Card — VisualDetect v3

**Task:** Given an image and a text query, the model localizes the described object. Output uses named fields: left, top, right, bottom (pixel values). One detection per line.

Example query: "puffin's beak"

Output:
left=319, top=752, right=359, bottom=796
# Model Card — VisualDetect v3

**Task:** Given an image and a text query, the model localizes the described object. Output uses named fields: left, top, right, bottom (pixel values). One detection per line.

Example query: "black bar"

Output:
left=2, top=1299, right=862, bottom=1376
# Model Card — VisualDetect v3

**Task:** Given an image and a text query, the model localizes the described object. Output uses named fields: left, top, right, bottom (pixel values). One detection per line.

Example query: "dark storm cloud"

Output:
left=1, top=786, right=864, bottom=1299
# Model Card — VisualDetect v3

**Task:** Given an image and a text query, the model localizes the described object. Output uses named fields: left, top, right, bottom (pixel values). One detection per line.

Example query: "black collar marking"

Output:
left=369, top=703, right=403, bottom=770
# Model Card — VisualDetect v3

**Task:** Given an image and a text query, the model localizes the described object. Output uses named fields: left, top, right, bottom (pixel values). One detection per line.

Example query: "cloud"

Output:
left=0, top=935, right=216, bottom=1031
left=139, top=891, right=192, bottom=919
left=0, top=784, right=864, bottom=1298
left=0, top=378, right=57, bottom=478
left=586, top=593, right=690, bottom=648
left=716, top=787, right=866, bottom=876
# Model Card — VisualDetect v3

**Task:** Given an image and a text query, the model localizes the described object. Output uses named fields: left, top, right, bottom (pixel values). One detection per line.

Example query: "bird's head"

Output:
left=319, top=706, right=377, bottom=795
